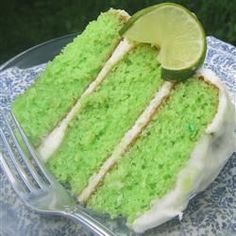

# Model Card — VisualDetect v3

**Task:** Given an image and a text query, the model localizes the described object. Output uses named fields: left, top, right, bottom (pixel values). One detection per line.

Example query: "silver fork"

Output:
left=0, top=110, right=116, bottom=236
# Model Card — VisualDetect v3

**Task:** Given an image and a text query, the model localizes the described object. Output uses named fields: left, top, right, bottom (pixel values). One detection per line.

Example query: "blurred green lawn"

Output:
left=0, top=0, right=235, bottom=64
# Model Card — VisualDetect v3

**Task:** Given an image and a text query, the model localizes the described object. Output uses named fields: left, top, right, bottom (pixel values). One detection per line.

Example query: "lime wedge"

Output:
left=120, top=3, right=206, bottom=81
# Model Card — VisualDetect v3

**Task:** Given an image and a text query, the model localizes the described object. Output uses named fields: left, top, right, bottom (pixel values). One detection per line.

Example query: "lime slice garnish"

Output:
left=120, top=3, right=206, bottom=81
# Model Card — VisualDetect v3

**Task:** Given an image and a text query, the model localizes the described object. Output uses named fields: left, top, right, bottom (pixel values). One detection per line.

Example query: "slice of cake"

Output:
left=12, top=7, right=235, bottom=234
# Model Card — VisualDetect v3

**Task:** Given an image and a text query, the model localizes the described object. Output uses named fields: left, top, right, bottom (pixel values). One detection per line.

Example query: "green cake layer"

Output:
left=87, top=78, right=218, bottom=222
left=12, top=10, right=127, bottom=146
left=47, top=44, right=164, bottom=194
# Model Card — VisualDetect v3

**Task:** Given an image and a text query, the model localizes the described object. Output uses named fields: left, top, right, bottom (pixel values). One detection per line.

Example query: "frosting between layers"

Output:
left=132, top=69, right=236, bottom=233
left=79, top=81, right=174, bottom=203
left=38, top=38, right=133, bottom=161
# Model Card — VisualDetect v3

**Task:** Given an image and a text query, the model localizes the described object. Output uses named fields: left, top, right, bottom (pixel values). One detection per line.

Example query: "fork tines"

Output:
left=0, top=110, right=52, bottom=195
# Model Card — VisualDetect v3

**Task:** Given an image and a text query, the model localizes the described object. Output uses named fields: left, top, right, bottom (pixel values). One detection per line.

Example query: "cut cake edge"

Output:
left=22, top=8, right=235, bottom=233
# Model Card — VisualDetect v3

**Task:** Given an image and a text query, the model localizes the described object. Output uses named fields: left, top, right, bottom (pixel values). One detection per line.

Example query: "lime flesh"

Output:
left=121, top=3, right=206, bottom=81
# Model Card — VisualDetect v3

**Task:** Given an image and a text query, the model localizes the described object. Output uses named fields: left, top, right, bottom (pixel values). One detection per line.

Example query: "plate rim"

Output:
left=0, top=33, right=77, bottom=72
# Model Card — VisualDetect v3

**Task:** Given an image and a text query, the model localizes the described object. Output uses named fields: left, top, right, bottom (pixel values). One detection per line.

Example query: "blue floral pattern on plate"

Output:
left=0, top=36, right=235, bottom=236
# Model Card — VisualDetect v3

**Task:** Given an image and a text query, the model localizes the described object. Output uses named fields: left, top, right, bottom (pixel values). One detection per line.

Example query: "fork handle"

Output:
left=65, top=212, right=117, bottom=236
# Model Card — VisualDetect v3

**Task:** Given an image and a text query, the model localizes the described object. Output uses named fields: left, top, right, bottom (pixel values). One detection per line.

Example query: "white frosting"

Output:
left=132, top=69, right=236, bottom=233
left=38, top=38, right=133, bottom=161
left=79, top=82, right=173, bottom=202
left=114, top=9, right=130, bottom=20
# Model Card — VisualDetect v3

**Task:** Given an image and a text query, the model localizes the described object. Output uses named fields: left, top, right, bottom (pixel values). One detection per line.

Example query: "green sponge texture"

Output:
left=47, top=45, right=163, bottom=194
left=12, top=10, right=126, bottom=146
left=88, top=78, right=218, bottom=222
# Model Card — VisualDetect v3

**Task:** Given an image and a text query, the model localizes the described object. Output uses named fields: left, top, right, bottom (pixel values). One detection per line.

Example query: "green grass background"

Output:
left=0, top=0, right=235, bottom=64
